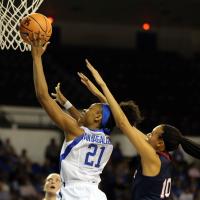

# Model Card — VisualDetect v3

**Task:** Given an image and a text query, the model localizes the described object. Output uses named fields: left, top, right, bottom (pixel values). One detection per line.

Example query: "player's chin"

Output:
left=48, top=189, right=57, bottom=194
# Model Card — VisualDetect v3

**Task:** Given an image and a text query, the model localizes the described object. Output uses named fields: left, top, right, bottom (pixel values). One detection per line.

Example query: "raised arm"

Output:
left=83, top=59, right=160, bottom=176
left=51, top=82, right=81, bottom=121
left=29, top=33, right=83, bottom=139
left=77, top=72, right=107, bottom=103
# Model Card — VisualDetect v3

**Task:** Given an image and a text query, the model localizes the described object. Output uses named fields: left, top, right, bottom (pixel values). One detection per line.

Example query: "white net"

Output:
left=0, top=0, right=44, bottom=51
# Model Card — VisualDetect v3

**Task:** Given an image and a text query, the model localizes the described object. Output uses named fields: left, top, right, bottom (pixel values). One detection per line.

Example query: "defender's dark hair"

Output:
left=101, top=100, right=143, bottom=135
left=120, top=100, right=144, bottom=127
left=162, top=124, right=200, bottom=159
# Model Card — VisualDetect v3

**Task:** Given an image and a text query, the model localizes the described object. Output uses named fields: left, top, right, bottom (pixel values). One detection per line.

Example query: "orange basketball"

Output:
left=19, top=13, right=52, bottom=45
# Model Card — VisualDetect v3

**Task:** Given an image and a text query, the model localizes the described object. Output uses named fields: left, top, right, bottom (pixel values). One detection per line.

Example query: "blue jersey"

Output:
left=131, top=152, right=172, bottom=200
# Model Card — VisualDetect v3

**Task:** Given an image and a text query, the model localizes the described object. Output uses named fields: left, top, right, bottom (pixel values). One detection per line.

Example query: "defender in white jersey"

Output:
left=29, top=34, right=143, bottom=200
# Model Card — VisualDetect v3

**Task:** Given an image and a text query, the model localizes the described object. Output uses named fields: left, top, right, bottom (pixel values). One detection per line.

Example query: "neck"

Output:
left=86, top=123, right=100, bottom=130
left=44, top=192, right=56, bottom=200
left=88, top=126, right=100, bottom=130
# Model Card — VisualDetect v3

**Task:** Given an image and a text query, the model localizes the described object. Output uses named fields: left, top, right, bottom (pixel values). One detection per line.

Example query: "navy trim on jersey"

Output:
left=60, top=134, right=84, bottom=161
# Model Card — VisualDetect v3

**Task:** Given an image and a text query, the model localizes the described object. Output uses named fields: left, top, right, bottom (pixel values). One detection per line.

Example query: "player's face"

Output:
left=44, top=173, right=61, bottom=194
left=147, top=125, right=165, bottom=152
left=78, top=103, right=102, bottom=127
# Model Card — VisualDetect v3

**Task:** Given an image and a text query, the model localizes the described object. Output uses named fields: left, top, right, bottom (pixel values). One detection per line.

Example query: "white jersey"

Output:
left=60, top=126, right=113, bottom=186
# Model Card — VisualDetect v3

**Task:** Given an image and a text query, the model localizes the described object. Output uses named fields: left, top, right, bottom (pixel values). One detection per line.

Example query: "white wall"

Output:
left=0, top=128, right=61, bottom=164
left=111, top=133, right=137, bottom=157
left=1, top=127, right=199, bottom=164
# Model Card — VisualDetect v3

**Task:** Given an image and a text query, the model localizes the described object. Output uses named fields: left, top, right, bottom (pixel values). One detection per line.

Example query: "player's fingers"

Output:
left=32, top=33, right=39, bottom=46
left=38, top=32, right=44, bottom=46
left=78, top=73, right=86, bottom=82
left=55, top=86, right=60, bottom=93
left=51, top=92, right=57, bottom=96
left=85, top=59, right=93, bottom=68
left=78, top=73, right=87, bottom=83
left=38, top=39, right=42, bottom=46
left=81, top=73, right=89, bottom=81
left=38, top=31, right=42, bottom=39
left=26, top=36, right=32, bottom=45
left=33, top=32, right=37, bottom=41
left=85, top=59, right=96, bottom=74
left=43, top=42, right=50, bottom=50
left=80, top=79, right=88, bottom=86
left=77, top=72, right=83, bottom=78
left=78, top=72, right=88, bottom=81
left=57, top=82, right=60, bottom=90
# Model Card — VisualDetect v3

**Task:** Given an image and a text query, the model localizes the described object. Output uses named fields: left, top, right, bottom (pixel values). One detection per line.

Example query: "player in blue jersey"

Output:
left=29, top=34, right=143, bottom=200
left=82, top=59, right=200, bottom=200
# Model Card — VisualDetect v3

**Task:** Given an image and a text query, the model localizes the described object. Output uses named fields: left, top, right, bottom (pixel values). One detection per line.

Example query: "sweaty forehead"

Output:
left=90, top=103, right=102, bottom=110
left=47, top=174, right=60, bottom=180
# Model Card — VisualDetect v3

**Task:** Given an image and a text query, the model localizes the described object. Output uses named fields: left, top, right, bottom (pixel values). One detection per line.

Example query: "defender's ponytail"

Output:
left=162, top=124, right=200, bottom=159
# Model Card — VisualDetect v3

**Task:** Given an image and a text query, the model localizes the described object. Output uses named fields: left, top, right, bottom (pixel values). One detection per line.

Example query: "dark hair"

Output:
left=120, top=100, right=143, bottom=127
left=101, top=100, right=143, bottom=135
left=162, top=124, right=200, bottom=159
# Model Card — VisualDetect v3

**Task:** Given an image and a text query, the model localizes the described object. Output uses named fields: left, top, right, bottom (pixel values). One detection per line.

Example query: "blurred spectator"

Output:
left=0, top=135, right=199, bottom=199
left=45, top=138, right=60, bottom=164
left=179, top=188, right=194, bottom=200
left=43, top=173, right=61, bottom=200
left=4, top=138, right=15, bottom=155
left=172, top=147, right=185, bottom=162
left=188, top=163, right=200, bottom=179
left=0, top=179, right=11, bottom=200
left=18, top=175, right=39, bottom=198
left=100, top=160, right=116, bottom=200
left=194, top=190, right=200, bottom=200
left=111, top=142, right=123, bottom=164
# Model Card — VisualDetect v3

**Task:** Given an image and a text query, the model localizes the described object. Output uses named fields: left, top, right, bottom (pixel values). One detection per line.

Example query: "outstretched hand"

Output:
left=77, top=72, right=97, bottom=92
left=51, top=82, right=67, bottom=106
left=27, top=32, right=50, bottom=58
left=84, top=59, right=106, bottom=88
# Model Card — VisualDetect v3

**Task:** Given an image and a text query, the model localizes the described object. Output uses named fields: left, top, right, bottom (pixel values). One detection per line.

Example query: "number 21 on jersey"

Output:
left=84, top=144, right=105, bottom=168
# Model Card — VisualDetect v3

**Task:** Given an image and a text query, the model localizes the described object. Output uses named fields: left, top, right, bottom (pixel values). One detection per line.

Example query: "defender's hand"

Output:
left=85, top=59, right=106, bottom=88
left=51, top=82, right=67, bottom=106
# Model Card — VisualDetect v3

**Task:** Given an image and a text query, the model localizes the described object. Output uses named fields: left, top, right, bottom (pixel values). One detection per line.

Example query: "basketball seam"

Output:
left=20, top=25, right=33, bottom=33
left=43, top=15, right=48, bottom=33
left=29, top=16, right=46, bottom=33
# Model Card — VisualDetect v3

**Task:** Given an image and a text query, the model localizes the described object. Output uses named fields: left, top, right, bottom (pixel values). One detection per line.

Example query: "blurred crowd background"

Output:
left=1, top=39, right=200, bottom=200
left=0, top=136, right=199, bottom=200
left=1, top=48, right=200, bottom=135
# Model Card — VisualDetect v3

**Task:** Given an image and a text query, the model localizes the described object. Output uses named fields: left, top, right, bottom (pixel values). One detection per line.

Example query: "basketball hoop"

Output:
left=0, top=0, right=44, bottom=51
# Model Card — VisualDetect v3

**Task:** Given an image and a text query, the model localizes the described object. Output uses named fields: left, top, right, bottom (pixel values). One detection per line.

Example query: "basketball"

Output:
left=19, top=13, right=52, bottom=45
